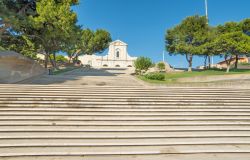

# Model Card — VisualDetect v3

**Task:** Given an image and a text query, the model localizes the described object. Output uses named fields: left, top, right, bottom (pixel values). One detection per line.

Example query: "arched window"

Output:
left=116, top=51, right=120, bottom=58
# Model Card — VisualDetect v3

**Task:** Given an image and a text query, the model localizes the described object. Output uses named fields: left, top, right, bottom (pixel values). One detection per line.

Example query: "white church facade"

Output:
left=79, top=40, right=137, bottom=68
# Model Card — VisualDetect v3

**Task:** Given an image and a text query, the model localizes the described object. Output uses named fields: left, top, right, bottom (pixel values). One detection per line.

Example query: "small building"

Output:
left=216, top=57, right=249, bottom=69
left=79, top=40, right=137, bottom=68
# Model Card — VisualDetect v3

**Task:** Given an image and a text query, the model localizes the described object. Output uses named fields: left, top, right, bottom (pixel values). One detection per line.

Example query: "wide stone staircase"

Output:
left=0, top=85, right=250, bottom=160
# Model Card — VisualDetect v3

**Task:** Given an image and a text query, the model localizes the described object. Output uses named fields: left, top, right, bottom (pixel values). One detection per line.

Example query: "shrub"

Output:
left=157, top=62, right=166, bottom=71
left=144, top=72, right=165, bottom=81
left=49, top=55, right=68, bottom=63
left=134, top=56, right=152, bottom=75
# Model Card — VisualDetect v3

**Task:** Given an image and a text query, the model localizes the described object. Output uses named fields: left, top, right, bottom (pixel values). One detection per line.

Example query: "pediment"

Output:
left=110, top=40, right=128, bottom=46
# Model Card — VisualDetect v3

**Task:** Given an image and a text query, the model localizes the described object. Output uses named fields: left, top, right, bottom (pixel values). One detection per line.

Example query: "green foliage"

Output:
left=0, top=46, right=5, bottom=51
left=157, top=62, right=166, bottom=71
left=79, top=29, right=112, bottom=55
left=165, top=16, right=250, bottom=73
left=165, top=15, right=209, bottom=71
left=217, top=22, right=241, bottom=33
left=241, top=18, right=250, bottom=35
left=134, top=57, right=153, bottom=74
left=1, top=34, right=37, bottom=59
left=0, top=0, right=111, bottom=70
left=139, top=69, right=250, bottom=84
left=0, top=0, right=38, bottom=58
left=144, top=72, right=165, bottom=81
left=49, top=54, right=68, bottom=63
left=55, top=55, right=68, bottom=63
left=207, top=21, right=250, bottom=72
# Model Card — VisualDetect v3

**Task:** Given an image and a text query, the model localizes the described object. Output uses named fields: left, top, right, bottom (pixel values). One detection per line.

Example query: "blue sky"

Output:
left=72, top=0, right=250, bottom=68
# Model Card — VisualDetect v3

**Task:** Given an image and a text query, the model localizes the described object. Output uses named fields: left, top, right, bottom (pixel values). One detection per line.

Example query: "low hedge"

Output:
left=144, top=72, right=165, bottom=81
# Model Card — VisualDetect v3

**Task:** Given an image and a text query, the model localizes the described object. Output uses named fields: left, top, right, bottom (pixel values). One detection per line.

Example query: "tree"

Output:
left=200, top=26, right=218, bottom=69
left=0, top=0, right=37, bottom=55
left=134, top=57, right=152, bottom=75
left=241, top=18, right=250, bottom=36
left=165, top=15, right=209, bottom=72
left=50, top=54, right=68, bottom=63
left=28, top=0, right=79, bottom=69
left=217, top=22, right=243, bottom=69
left=63, top=28, right=112, bottom=63
left=209, top=31, right=250, bottom=73
left=78, top=29, right=112, bottom=55
left=0, top=0, right=36, bottom=35
left=157, top=62, right=166, bottom=72
left=1, top=0, right=112, bottom=70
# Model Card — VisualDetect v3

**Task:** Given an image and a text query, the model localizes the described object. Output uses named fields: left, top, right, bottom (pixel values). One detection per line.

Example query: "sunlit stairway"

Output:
left=0, top=85, right=250, bottom=160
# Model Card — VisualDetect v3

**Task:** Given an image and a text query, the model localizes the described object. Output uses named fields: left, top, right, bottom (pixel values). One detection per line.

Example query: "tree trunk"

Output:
left=188, top=62, right=192, bottom=72
left=44, top=54, right=48, bottom=69
left=68, top=56, right=72, bottom=64
left=48, top=54, right=53, bottom=67
left=225, top=55, right=232, bottom=73
left=186, top=54, right=193, bottom=72
left=204, top=55, right=208, bottom=70
left=53, top=53, right=57, bottom=69
left=208, top=56, right=211, bottom=69
left=48, top=53, right=58, bottom=70
left=234, top=55, right=239, bottom=69
left=226, top=65, right=230, bottom=73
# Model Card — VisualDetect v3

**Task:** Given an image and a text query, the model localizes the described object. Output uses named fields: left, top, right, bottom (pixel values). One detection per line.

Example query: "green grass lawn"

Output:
left=52, top=66, right=79, bottom=75
left=138, top=68, right=250, bottom=84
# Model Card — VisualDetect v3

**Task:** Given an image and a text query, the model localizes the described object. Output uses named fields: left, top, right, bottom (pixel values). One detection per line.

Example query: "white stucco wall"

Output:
left=79, top=40, right=137, bottom=68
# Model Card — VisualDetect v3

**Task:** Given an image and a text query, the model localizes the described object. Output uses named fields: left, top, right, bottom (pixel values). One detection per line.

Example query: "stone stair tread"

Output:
left=1, top=115, right=250, bottom=121
left=1, top=125, right=250, bottom=132
left=1, top=137, right=250, bottom=147
left=0, top=85, right=250, bottom=159
left=1, top=108, right=250, bottom=112
left=1, top=144, right=250, bottom=157
left=2, top=154, right=250, bottom=160
left=2, top=111, right=250, bottom=116
left=1, top=131, right=250, bottom=139
left=1, top=120, right=250, bottom=126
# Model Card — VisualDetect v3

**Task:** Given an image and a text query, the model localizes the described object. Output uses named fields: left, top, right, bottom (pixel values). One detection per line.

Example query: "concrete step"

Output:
left=2, top=96, right=250, bottom=99
left=1, top=107, right=250, bottom=112
left=1, top=102, right=249, bottom=106
left=1, top=92, right=248, bottom=96
left=0, top=120, right=249, bottom=126
left=1, top=153, right=250, bottom=160
left=1, top=137, right=250, bottom=147
left=0, top=91, right=249, bottom=95
left=0, top=85, right=249, bottom=159
left=1, top=115, right=250, bottom=121
left=1, top=85, right=249, bottom=90
left=2, top=111, right=250, bottom=116
left=0, top=144, right=250, bottom=157
left=1, top=131, right=250, bottom=139
left=1, top=125, right=250, bottom=132
left=2, top=105, right=250, bottom=109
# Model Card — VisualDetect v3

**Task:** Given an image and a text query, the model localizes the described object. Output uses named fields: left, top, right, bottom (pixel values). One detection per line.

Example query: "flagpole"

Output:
left=162, top=51, right=165, bottom=62
left=205, top=0, right=213, bottom=66
left=205, top=0, right=208, bottom=19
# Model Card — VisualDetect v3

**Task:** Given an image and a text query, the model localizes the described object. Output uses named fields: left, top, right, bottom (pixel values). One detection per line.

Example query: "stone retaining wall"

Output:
left=0, top=51, right=46, bottom=83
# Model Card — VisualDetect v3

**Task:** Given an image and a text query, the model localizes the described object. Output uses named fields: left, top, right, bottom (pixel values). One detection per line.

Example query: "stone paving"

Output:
left=19, top=67, right=144, bottom=86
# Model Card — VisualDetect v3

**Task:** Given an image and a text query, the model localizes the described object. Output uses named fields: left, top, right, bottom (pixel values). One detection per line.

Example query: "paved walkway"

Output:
left=19, top=67, right=144, bottom=86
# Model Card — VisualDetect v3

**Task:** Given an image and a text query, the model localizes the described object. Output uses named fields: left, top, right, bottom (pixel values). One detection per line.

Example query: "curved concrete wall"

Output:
left=0, top=51, right=46, bottom=83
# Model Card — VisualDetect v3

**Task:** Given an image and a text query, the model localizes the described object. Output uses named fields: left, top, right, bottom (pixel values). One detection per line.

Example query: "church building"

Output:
left=79, top=40, right=137, bottom=68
